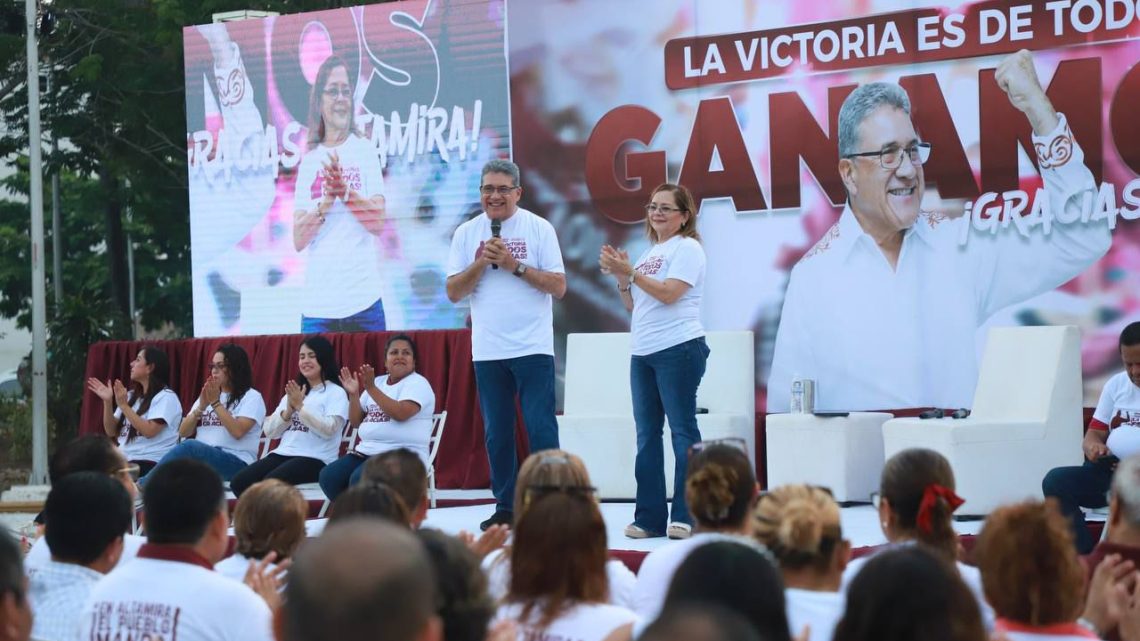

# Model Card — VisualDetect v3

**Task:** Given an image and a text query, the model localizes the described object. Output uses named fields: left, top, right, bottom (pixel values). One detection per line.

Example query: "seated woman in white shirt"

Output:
left=215, top=479, right=307, bottom=583
left=632, top=441, right=758, bottom=621
left=494, top=488, right=638, bottom=641
left=834, top=546, right=986, bottom=641
left=842, top=447, right=995, bottom=630
left=87, top=346, right=182, bottom=475
left=229, top=335, right=349, bottom=497
left=482, top=450, right=636, bottom=609
left=974, top=501, right=1097, bottom=641
left=752, top=485, right=850, bottom=641
left=318, top=334, right=436, bottom=502
left=145, top=344, right=266, bottom=482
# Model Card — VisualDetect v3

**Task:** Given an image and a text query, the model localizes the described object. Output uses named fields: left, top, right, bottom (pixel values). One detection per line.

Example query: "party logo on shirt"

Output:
left=199, top=408, right=223, bottom=428
left=637, top=256, right=664, bottom=276
left=1111, top=410, right=1140, bottom=429
left=503, top=238, right=528, bottom=260
left=287, top=412, right=310, bottom=433
left=88, top=600, right=181, bottom=641
left=364, top=406, right=391, bottom=423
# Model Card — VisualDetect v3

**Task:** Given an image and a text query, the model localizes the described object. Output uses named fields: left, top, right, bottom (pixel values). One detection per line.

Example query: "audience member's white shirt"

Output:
left=631, top=532, right=752, bottom=620
left=78, top=545, right=273, bottom=641
left=28, top=559, right=102, bottom=641
left=993, top=619, right=1098, bottom=640
left=495, top=601, right=637, bottom=641
left=785, top=588, right=844, bottom=641
left=25, top=533, right=145, bottom=579
left=482, top=547, right=636, bottom=610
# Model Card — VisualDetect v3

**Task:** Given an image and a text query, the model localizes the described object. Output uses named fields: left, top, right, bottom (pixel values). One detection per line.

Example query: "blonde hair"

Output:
left=752, top=484, right=842, bottom=572
left=644, top=183, right=701, bottom=243
left=685, top=445, right=755, bottom=529
left=233, top=479, right=308, bottom=560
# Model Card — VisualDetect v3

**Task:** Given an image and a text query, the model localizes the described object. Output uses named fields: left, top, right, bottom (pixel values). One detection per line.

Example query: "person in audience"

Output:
left=844, top=448, right=994, bottom=628
left=87, top=346, right=182, bottom=474
left=149, top=343, right=266, bottom=481
left=447, top=158, right=566, bottom=532
left=319, top=334, right=437, bottom=502
left=26, top=436, right=144, bottom=573
left=752, top=485, right=850, bottom=641
left=279, top=518, right=442, bottom=641
left=599, top=182, right=708, bottom=541
left=973, top=500, right=1094, bottom=640
left=327, top=482, right=411, bottom=527
left=0, top=530, right=31, bottom=641
left=638, top=604, right=763, bottom=641
left=359, top=448, right=430, bottom=528
left=632, top=442, right=757, bottom=620
left=230, top=335, right=348, bottom=497
left=833, top=546, right=986, bottom=641
left=655, top=541, right=791, bottom=641
left=483, top=450, right=635, bottom=608
left=495, top=490, right=638, bottom=641
left=417, top=528, right=496, bottom=641
left=1045, top=321, right=1140, bottom=553
left=28, top=472, right=131, bottom=641
left=79, top=459, right=273, bottom=641
left=216, top=479, right=307, bottom=583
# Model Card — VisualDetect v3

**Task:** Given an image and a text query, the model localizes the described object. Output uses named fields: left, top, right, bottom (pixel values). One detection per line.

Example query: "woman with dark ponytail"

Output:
left=87, top=346, right=182, bottom=475
left=631, top=442, right=758, bottom=621
left=842, top=448, right=994, bottom=629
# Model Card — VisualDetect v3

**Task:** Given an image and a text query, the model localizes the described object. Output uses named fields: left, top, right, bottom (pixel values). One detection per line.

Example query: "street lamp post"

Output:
left=25, top=0, right=48, bottom=484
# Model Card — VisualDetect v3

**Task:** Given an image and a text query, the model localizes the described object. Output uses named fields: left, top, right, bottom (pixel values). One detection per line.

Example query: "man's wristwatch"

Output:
left=513, top=262, right=528, bottom=278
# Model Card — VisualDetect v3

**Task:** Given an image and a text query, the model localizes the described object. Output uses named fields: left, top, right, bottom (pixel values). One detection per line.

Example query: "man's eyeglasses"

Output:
left=322, top=86, right=353, bottom=99
left=644, top=204, right=683, bottom=214
left=689, top=437, right=748, bottom=456
left=113, top=464, right=141, bottom=483
left=843, top=142, right=931, bottom=169
left=480, top=185, right=519, bottom=196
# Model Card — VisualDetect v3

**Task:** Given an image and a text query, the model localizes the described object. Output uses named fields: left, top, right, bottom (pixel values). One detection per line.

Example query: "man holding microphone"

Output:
left=447, top=159, right=567, bottom=531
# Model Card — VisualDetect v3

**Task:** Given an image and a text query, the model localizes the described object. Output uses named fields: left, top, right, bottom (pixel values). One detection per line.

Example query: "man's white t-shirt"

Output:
left=269, top=383, right=350, bottom=464
left=630, top=235, right=706, bottom=356
left=355, top=373, right=436, bottom=460
left=482, top=548, right=637, bottom=610
left=294, top=134, right=386, bottom=319
left=78, top=546, right=273, bottom=641
left=1090, top=372, right=1140, bottom=459
left=495, top=601, right=638, bottom=641
left=190, top=390, right=267, bottom=464
left=26, top=534, right=146, bottom=579
left=631, top=532, right=753, bottom=620
left=785, top=588, right=844, bottom=641
left=114, top=388, right=183, bottom=462
left=446, top=208, right=565, bottom=361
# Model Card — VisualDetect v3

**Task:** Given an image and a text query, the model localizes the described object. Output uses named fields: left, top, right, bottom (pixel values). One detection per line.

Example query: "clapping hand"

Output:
left=201, top=378, right=221, bottom=407
left=339, top=367, right=361, bottom=395
left=359, top=363, right=376, bottom=384
left=112, top=380, right=130, bottom=407
left=243, top=552, right=291, bottom=610
left=285, top=380, right=306, bottom=412
left=599, top=245, right=631, bottom=284
left=322, top=151, right=347, bottom=200
left=87, top=378, right=114, bottom=403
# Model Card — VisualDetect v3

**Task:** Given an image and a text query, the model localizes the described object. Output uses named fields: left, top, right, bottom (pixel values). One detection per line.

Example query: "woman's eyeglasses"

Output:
left=322, top=86, right=353, bottom=99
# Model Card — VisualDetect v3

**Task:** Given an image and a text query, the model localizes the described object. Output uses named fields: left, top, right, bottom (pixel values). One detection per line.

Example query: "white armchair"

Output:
left=557, top=332, right=756, bottom=499
left=881, top=325, right=1084, bottom=516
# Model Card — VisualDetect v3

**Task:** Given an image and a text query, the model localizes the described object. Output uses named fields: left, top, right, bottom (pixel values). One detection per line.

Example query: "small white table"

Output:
left=765, top=412, right=893, bottom=502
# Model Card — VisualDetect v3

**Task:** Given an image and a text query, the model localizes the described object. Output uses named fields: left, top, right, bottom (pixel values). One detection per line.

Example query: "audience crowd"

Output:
left=11, top=436, right=1140, bottom=641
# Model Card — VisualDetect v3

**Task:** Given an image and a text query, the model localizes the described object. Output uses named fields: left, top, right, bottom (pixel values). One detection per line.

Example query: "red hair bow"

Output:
left=916, top=484, right=964, bottom=534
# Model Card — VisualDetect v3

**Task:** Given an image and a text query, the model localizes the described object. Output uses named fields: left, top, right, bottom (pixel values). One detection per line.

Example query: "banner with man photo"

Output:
left=184, top=0, right=510, bottom=336
left=506, top=0, right=1140, bottom=411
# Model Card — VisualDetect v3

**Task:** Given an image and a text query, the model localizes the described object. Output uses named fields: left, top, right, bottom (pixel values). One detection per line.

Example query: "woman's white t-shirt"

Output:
left=269, top=382, right=350, bottom=464
left=114, top=388, right=183, bottom=462
left=190, top=390, right=267, bottom=464
left=293, top=135, right=386, bottom=319
left=630, top=235, right=705, bottom=356
left=495, top=601, right=638, bottom=641
left=355, top=373, right=436, bottom=460
left=482, top=548, right=637, bottom=610
left=785, top=588, right=844, bottom=641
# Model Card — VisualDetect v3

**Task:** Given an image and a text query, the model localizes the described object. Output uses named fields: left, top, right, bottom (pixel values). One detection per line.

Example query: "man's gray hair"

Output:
left=1113, top=455, right=1140, bottom=527
left=837, top=82, right=912, bottom=158
left=481, top=159, right=520, bottom=187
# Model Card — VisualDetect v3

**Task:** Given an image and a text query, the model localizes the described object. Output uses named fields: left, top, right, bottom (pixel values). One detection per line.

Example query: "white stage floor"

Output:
left=304, top=490, right=1083, bottom=552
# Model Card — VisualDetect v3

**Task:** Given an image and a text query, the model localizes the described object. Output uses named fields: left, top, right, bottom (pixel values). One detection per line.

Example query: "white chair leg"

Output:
left=429, top=469, right=437, bottom=509
left=317, top=499, right=331, bottom=519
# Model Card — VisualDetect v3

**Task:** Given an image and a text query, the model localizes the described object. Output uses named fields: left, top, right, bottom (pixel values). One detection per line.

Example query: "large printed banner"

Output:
left=506, top=0, right=1140, bottom=410
left=184, top=0, right=509, bottom=336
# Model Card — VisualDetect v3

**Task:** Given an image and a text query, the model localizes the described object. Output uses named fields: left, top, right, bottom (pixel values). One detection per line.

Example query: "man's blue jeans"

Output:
left=474, top=354, right=560, bottom=513
left=1043, top=457, right=1115, bottom=553
left=142, top=439, right=249, bottom=484
left=301, top=296, right=386, bottom=333
left=631, top=337, right=710, bottom=534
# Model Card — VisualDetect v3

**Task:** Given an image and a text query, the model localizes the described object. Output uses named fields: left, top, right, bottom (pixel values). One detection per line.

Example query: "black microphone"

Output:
left=490, top=219, right=501, bottom=270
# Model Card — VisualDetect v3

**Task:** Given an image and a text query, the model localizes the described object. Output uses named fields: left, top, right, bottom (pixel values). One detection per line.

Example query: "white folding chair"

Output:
left=427, top=411, right=448, bottom=508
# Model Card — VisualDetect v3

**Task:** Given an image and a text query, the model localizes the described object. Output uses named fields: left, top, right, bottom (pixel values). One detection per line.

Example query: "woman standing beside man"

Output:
left=599, top=183, right=709, bottom=540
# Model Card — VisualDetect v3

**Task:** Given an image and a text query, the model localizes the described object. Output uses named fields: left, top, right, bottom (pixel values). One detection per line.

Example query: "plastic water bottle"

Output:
left=790, top=375, right=804, bottom=414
